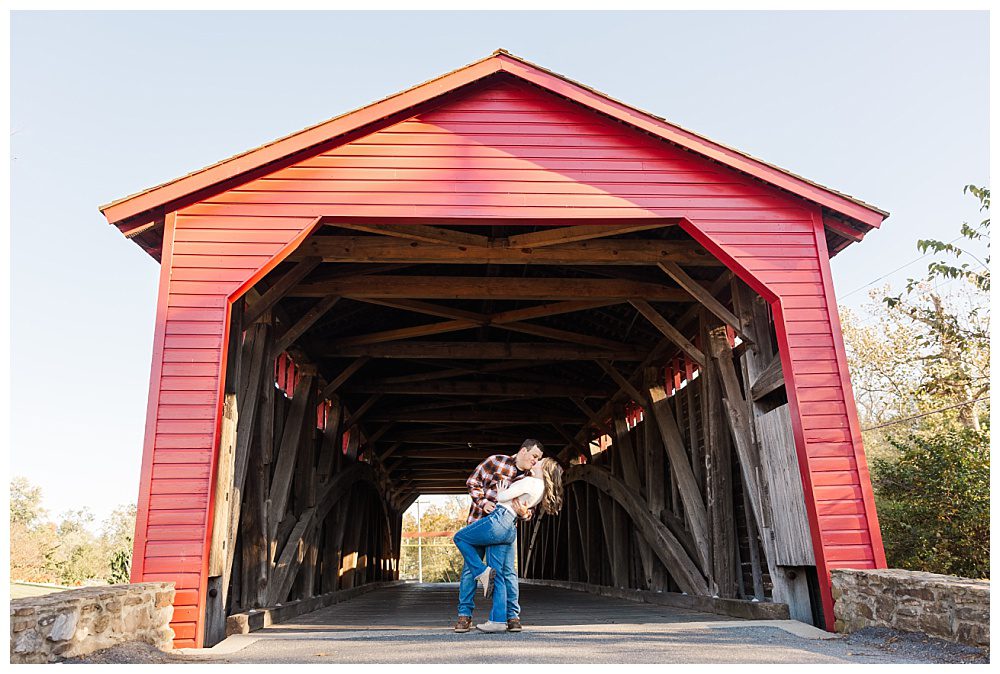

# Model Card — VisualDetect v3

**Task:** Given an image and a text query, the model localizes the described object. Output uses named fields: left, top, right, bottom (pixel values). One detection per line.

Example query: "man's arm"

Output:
left=466, top=457, right=498, bottom=514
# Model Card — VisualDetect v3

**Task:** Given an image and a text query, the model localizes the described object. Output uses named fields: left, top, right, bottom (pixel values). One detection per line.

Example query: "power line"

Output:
left=861, top=396, right=990, bottom=432
left=840, top=235, right=965, bottom=300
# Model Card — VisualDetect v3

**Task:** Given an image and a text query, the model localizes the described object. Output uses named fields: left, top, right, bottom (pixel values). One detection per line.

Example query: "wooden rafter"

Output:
left=324, top=342, right=647, bottom=360
left=244, top=257, right=321, bottom=325
left=657, top=262, right=752, bottom=345
left=350, top=380, right=610, bottom=398
left=595, top=360, right=650, bottom=409
left=318, top=357, right=371, bottom=401
left=628, top=299, right=705, bottom=367
left=566, top=465, right=709, bottom=595
left=271, top=294, right=340, bottom=357
left=342, top=298, right=629, bottom=350
left=505, top=223, right=671, bottom=248
left=647, top=378, right=711, bottom=573
left=291, top=275, right=693, bottom=302
left=291, top=236, right=720, bottom=266
left=329, top=223, right=491, bottom=247
left=343, top=393, right=382, bottom=427
left=365, top=409, right=582, bottom=424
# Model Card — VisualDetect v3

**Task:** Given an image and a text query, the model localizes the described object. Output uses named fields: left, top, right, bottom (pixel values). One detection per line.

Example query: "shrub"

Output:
left=872, top=425, right=989, bottom=578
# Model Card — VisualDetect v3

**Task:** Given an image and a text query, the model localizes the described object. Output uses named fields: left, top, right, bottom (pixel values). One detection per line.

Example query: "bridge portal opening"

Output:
left=202, top=222, right=825, bottom=645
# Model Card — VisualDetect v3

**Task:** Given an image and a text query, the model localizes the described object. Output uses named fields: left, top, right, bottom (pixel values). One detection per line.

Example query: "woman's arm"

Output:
left=496, top=479, right=535, bottom=503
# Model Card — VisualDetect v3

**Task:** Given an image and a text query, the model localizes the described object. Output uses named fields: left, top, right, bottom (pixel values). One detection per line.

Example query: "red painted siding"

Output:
left=133, top=79, right=882, bottom=644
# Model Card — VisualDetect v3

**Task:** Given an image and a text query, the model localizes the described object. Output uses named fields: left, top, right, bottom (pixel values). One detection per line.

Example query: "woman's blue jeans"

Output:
left=453, top=506, right=519, bottom=623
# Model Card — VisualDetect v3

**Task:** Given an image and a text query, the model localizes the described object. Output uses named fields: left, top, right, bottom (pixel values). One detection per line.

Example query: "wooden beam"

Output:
left=245, top=257, right=321, bottom=325
left=292, top=236, right=721, bottom=266
left=707, top=326, right=766, bottom=535
left=657, top=262, right=752, bottom=345
left=333, top=319, right=478, bottom=347
left=490, top=300, right=622, bottom=323
left=343, top=393, right=383, bottom=427
left=379, top=433, right=560, bottom=446
left=490, top=320, right=632, bottom=351
left=822, top=214, right=865, bottom=242
left=318, top=357, right=370, bottom=401
left=351, top=380, right=611, bottom=398
left=700, top=313, right=737, bottom=598
left=646, top=380, right=711, bottom=573
left=329, top=223, right=491, bottom=247
left=270, top=295, right=340, bottom=357
left=567, top=465, right=709, bottom=595
left=325, top=342, right=647, bottom=360
left=207, top=394, right=238, bottom=577
left=365, top=409, right=582, bottom=424
left=266, top=374, right=315, bottom=543
left=377, top=442, right=403, bottom=462
left=750, top=355, right=784, bottom=401
left=339, top=300, right=631, bottom=351
left=569, top=396, right=613, bottom=438
left=351, top=297, right=485, bottom=322
left=595, top=360, right=649, bottom=408
left=505, top=223, right=671, bottom=248
left=629, top=299, right=705, bottom=367
left=291, top=275, right=695, bottom=302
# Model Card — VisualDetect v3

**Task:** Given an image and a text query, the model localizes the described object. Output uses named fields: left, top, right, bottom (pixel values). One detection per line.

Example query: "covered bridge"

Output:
left=100, top=50, right=888, bottom=649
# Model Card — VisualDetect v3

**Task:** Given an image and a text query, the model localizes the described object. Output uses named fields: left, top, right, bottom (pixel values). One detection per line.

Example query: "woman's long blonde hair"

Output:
left=537, top=458, right=565, bottom=515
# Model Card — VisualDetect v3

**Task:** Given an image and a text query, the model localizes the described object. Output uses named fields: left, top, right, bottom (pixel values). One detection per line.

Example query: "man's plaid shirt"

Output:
left=466, top=454, right=522, bottom=523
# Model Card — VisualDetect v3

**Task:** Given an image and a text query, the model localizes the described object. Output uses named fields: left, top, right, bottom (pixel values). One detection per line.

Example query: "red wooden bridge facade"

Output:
left=101, top=51, right=887, bottom=648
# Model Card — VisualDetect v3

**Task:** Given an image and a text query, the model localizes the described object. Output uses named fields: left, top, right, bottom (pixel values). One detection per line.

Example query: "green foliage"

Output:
left=872, top=425, right=989, bottom=579
left=107, top=546, right=132, bottom=585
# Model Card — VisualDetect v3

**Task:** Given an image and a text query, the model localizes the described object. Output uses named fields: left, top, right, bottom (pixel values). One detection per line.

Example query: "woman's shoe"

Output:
left=475, top=566, right=494, bottom=597
left=476, top=620, right=507, bottom=633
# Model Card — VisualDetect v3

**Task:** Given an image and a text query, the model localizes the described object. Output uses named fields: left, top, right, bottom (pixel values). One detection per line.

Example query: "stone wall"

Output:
left=831, top=569, right=989, bottom=649
left=10, top=582, right=175, bottom=664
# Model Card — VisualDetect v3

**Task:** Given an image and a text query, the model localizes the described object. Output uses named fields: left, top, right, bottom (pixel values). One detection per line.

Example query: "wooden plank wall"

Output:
left=132, top=76, right=881, bottom=644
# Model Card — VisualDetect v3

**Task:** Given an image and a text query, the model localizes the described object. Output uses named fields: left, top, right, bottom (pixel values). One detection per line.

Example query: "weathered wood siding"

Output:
left=132, top=78, right=882, bottom=645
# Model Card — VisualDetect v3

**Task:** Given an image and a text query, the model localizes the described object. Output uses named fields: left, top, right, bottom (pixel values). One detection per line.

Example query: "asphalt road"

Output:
left=164, top=583, right=986, bottom=664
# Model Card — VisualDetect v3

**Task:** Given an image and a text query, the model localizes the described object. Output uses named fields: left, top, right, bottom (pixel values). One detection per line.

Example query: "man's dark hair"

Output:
left=521, top=438, right=544, bottom=454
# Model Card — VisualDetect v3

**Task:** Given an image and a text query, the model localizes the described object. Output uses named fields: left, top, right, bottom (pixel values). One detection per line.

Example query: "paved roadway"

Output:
left=183, top=582, right=971, bottom=664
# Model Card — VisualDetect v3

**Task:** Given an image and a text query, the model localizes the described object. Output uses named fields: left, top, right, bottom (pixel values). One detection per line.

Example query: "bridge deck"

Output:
left=195, top=583, right=936, bottom=664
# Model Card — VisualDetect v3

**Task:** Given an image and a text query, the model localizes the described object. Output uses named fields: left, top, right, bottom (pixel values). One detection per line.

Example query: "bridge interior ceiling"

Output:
left=212, top=222, right=818, bottom=639
left=262, top=223, right=734, bottom=490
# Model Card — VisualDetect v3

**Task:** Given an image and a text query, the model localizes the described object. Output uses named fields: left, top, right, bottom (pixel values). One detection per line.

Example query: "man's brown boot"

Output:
left=506, top=617, right=522, bottom=632
left=454, top=615, right=473, bottom=633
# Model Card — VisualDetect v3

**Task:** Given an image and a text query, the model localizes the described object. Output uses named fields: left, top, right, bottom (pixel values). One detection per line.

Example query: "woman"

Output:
left=452, top=457, right=564, bottom=633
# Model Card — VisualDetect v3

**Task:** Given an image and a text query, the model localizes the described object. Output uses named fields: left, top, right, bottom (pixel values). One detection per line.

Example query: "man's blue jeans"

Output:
left=453, top=507, right=520, bottom=622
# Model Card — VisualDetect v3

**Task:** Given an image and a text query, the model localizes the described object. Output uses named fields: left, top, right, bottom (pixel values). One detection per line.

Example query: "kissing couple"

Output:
left=451, top=439, right=565, bottom=633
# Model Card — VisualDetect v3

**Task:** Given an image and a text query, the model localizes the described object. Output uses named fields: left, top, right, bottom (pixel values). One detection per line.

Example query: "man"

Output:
left=453, top=439, right=543, bottom=633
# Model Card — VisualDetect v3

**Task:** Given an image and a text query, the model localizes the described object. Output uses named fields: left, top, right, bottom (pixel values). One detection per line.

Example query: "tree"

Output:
left=883, top=185, right=990, bottom=431
left=102, top=504, right=136, bottom=584
left=9, top=477, right=139, bottom=586
left=841, top=184, right=991, bottom=579
left=10, top=478, right=59, bottom=583
left=10, top=476, right=45, bottom=527
left=400, top=496, right=471, bottom=583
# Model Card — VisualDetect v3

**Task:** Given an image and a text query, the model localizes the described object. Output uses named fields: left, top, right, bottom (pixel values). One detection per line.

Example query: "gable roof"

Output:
left=100, top=49, right=887, bottom=256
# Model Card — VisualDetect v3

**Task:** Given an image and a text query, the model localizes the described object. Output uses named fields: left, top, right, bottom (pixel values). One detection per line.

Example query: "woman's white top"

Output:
left=496, top=476, right=544, bottom=514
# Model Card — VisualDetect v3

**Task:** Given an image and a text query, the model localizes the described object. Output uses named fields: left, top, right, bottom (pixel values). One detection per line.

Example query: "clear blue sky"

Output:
left=10, top=11, right=989, bottom=526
